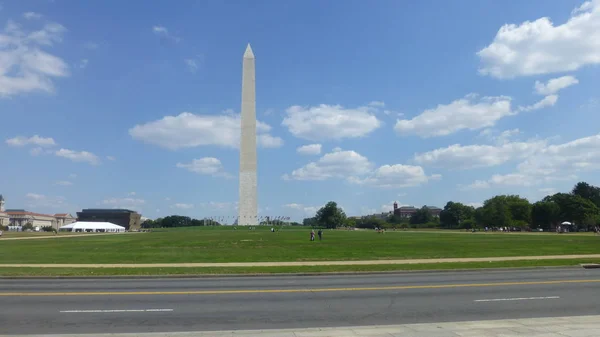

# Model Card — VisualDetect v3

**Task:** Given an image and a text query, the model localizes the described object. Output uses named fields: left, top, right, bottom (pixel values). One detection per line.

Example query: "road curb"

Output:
left=0, top=265, right=583, bottom=280
left=581, top=263, right=600, bottom=269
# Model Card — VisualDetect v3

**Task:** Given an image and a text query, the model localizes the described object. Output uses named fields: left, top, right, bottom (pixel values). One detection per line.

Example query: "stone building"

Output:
left=0, top=194, right=75, bottom=230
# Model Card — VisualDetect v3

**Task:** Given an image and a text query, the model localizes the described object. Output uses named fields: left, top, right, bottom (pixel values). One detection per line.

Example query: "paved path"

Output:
left=5, top=315, right=598, bottom=336
left=1, top=254, right=599, bottom=268
left=1, top=268, right=599, bottom=335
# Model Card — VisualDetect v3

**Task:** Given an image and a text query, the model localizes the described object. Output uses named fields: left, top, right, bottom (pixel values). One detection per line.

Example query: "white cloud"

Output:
left=296, top=144, right=322, bottom=155
left=283, top=203, right=318, bottom=215
left=285, top=149, right=373, bottom=181
left=368, top=101, right=385, bottom=107
left=101, top=197, right=145, bottom=209
left=171, top=203, right=194, bottom=210
left=68, top=173, right=77, bottom=179
left=83, top=41, right=99, bottom=50
left=539, top=187, right=556, bottom=194
left=29, top=147, right=43, bottom=156
left=55, top=180, right=72, bottom=186
left=198, top=201, right=237, bottom=210
left=285, top=148, right=438, bottom=189
left=6, top=135, right=56, bottom=147
left=106, top=156, right=116, bottom=161
left=23, top=12, right=42, bottom=20
left=257, top=134, right=284, bottom=148
left=129, top=112, right=283, bottom=150
left=414, top=139, right=547, bottom=169
left=282, top=104, right=382, bottom=141
left=465, top=133, right=600, bottom=188
left=152, top=25, right=181, bottom=43
left=176, top=157, right=231, bottom=178
left=128, top=192, right=136, bottom=196
left=478, top=1, right=600, bottom=78
left=55, top=148, right=100, bottom=165
left=534, top=76, right=579, bottom=95
left=349, top=165, right=439, bottom=189
left=25, top=193, right=66, bottom=208
left=184, top=59, right=198, bottom=73
left=518, top=95, right=558, bottom=112
left=78, top=59, right=88, bottom=69
left=394, top=94, right=513, bottom=137
left=0, top=19, right=69, bottom=97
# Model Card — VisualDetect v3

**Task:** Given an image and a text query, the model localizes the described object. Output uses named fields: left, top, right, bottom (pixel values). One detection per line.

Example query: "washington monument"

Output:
left=238, top=44, right=257, bottom=226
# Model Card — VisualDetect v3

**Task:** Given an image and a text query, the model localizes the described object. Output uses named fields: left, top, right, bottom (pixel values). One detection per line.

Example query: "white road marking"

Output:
left=475, top=296, right=560, bottom=302
left=60, top=309, right=173, bottom=313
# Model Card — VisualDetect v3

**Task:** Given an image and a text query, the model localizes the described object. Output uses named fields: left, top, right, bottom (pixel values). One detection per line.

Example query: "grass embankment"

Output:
left=0, top=259, right=597, bottom=277
left=1, top=227, right=599, bottom=264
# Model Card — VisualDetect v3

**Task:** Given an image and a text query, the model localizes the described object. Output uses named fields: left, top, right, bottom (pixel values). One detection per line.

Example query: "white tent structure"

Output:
left=59, top=221, right=126, bottom=233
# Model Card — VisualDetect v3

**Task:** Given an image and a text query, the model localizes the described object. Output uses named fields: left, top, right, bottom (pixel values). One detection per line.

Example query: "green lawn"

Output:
left=0, top=259, right=597, bottom=277
left=1, top=227, right=599, bottom=264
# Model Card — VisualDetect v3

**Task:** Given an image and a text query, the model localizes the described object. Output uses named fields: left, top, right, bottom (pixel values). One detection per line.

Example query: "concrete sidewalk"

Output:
left=4, top=315, right=600, bottom=336
left=1, top=254, right=599, bottom=268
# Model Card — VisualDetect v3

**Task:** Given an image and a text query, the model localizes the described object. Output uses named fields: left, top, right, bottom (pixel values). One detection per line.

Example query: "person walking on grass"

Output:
left=310, top=229, right=315, bottom=241
left=317, top=229, right=322, bottom=241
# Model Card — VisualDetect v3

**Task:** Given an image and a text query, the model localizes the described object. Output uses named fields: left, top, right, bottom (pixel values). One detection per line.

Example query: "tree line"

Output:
left=303, top=182, right=600, bottom=231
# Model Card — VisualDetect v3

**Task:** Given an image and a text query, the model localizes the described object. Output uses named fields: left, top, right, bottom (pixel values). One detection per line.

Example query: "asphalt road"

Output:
left=1, top=268, right=599, bottom=335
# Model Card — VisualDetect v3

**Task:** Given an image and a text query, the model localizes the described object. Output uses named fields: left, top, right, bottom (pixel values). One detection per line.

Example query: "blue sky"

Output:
left=1, top=0, right=599, bottom=222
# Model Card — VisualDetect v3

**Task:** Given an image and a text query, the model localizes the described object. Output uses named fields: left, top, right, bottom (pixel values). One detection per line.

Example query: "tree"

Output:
left=439, top=202, right=475, bottom=229
left=543, top=193, right=599, bottom=225
left=572, top=182, right=600, bottom=208
left=302, top=217, right=317, bottom=227
left=531, top=201, right=560, bottom=230
left=480, top=195, right=531, bottom=228
left=355, top=216, right=386, bottom=229
left=410, top=206, right=433, bottom=225
left=314, top=201, right=346, bottom=229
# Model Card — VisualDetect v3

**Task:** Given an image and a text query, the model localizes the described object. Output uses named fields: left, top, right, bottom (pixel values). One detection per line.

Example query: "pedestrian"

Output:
left=317, top=229, right=322, bottom=241
left=310, top=230, right=315, bottom=241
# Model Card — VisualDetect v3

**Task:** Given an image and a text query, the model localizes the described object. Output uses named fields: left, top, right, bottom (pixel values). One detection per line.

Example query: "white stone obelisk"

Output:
left=238, top=44, right=257, bottom=226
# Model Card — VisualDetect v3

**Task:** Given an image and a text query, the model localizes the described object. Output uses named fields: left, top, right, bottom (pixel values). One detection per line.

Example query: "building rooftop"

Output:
left=79, top=209, right=138, bottom=213
left=5, top=210, right=55, bottom=217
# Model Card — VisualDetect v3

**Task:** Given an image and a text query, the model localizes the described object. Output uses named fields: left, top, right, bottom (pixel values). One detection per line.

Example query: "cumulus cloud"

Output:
left=534, top=76, right=579, bottom=95
left=0, top=19, right=69, bottom=97
left=55, top=148, right=100, bottom=165
left=414, top=139, right=547, bottom=169
left=129, top=112, right=283, bottom=150
left=284, top=148, right=437, bottom=189
left=101, top=197, right=145, bottom=210
left=25, top=193, right=66, bottom=209
left=464, top=133, right=600, bottom=188
left=284, top=149, right=373, bottom=181
left=296, top=144, right=322, bottom=155
left=349, top=165, right=440, bottom=189
left=6, top=135, right=56, bottom=147
left=55, top=180, right=72, bottom=186
left=517, top=95, right=558, bottom=112
left=152, top=25, right=181, bottom=42
left=176, top=157, right=231, bottom=178
left=395, top=94, right=513, bottom=137
left=184, top=58, right=198, bottom=73
left=478, top=1, right=600, bottom=78
left=283, top=203, right=319, bottom=215
left=282, top=104, right=382, bottom=141
left=23, top=12, right=42, bottom=20
left=171, top=203, right=194, bottom=210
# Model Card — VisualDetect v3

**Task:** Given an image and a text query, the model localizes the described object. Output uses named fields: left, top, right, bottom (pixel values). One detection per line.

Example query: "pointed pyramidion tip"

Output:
left=244, top=43, right=255, bottom=59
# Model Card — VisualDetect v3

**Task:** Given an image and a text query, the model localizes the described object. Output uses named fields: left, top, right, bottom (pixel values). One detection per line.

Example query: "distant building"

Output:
left=393, top=202, right=441, bottom=218
left=76, top=209, right=142, bottom=231
left=0, top=194, right=74, bottom=230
